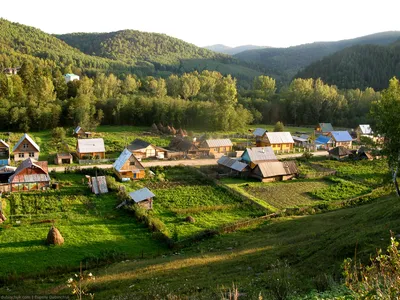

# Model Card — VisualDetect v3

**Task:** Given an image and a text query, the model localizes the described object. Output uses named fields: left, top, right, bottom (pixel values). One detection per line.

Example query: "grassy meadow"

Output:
left=0, top=173, right=166, bottom=277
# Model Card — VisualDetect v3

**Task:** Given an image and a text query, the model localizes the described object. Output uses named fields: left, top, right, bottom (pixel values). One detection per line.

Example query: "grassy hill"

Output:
left=295, top=41, right=400, bottom=90
left=234, top=31, right=400, bottom=84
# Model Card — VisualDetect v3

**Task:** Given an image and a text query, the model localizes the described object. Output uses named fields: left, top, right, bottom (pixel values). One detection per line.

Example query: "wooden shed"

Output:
left=54, top=153, right=73, bottom=165
left=73, top=126, right=92, bottom=138
left=129, top=187, right=155, bottom=210
left=240, top=147, right=278, bottom=169
left=251, top=161, right=298, bottom=182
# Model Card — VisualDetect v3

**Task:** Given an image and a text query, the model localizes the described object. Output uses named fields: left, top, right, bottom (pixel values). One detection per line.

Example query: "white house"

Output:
left=64, top=73, right=80, bottom=83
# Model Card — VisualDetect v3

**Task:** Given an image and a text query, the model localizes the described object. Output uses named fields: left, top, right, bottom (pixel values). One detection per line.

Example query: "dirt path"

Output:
left=49, top=151, right=329, bottom=172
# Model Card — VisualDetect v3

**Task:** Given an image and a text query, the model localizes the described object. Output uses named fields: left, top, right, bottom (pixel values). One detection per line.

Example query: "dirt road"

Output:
left=49, top=151, right=329, bottom=172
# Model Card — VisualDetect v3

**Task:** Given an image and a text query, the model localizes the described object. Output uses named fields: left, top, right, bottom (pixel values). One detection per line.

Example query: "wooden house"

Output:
left=199, top=139, right=233, bottom=156
left=54, top=153, right=73, bottom=165
left=292, top=135, right=309, bottom=147
left=217, top=156, right=249, bottom=176
left=127, top=139, right=167, bottom=159
left=73, top=126, right=92, bottom=138
left=129, top=187, right=155, bottom=210
left=8, top=158, right=50, bottom=192
left=168, top=137, right=204, bottom=157
left=328, top=146, right=352, bottom=160
left=0, top=139, right=10, bottom=165
left=329, top=131, right=353, bottom=148
left=315, top=135, right=333, bottom=150
left=355, top=124, right=373, bottom=141
left=113, top=148, right=145, bottom=181
left=76, top=138, right=105, bottom=159
left=89, top=176, right=108, bottom=194
left=264, top=132, right=294, bottom=152
left=240, top=147, right=278, bottom=169
left=253, top=128, right=268, bottom=147
left=252, top=161, right=298, bottom=182
left=13, top=133, right=40, bottom=162
left=315, top=123, right=333, bottom=135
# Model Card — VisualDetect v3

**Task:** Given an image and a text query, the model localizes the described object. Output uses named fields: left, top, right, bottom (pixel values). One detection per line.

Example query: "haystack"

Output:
left=46, top=226, right=64, bottom=245
left=185, top=216, right=196, bottom=223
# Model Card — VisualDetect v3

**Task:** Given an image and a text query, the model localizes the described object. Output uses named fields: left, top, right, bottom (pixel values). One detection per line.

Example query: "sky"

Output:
left=1, top=0, right=400, bottom=48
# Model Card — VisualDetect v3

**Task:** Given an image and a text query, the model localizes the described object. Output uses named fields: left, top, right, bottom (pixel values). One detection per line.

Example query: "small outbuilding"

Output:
left=315, top=135, right=333, bottom=150
left=54, top=153, right=73, bottom=165
left=328, top=146, right=352, bottom=160
left=8, top=158, right=50, bottom=192
left=129, top=187, right=155, bottom=210
left=73, top=126, right=92, bottom=138
left=252, top=161, right=298, bottom=182
left=217, top=156, right=249, bottom=176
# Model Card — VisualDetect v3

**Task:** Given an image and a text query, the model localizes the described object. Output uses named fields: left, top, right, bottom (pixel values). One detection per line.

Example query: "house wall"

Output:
left=0, top=146, right=9, bottom=158
left=137, top=198, right=153, bottom=210
left=114, top=157, right=145, bottom=180
left=334, top=141, right=352, bottom=148
left=208, top=146, right=232, bottom=155
left=54, top=156, right=73, bottom=165
left=77, top=151, right=105, bottom=159
left=270, top=143, right=294, bottom=152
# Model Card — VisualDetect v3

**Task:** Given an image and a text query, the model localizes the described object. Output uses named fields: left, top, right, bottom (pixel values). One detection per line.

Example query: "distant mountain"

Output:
left=204, top=44, right=269, bottom=55
left=234, top=31, right=400, bottom=83
left=295, top=41, right=400, bottom=90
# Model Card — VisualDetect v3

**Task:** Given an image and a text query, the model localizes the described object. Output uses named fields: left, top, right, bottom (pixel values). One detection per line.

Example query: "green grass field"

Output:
left=0, top=173, right=166, bottom=277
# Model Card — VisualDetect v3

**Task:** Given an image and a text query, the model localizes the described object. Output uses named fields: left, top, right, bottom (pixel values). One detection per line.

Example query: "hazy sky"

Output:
left=1, top=0, right=400, bottom=48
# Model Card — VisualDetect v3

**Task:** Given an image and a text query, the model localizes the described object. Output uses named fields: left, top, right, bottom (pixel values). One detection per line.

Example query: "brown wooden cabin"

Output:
left=251, top=161, right=298, bottom=182
left=129, top=187, right=155, bottom=210
left=328, top=146, right=352, bottom=160
left=199, top=139, right=233, bottom=156
left=73, top=126, right=92, bottom=138
left=76, top=138, right=105, bottom=159
left=8, top=158, right=50, bottom=192
left=113, top=149, right=145, bottom=181
left=13, top=134, right=40, bottom=162
left=54, top=153, right=73, bottom=165
left=240, top=147, right=278, bottom=169
left=127, top=139, right=167, bottom=159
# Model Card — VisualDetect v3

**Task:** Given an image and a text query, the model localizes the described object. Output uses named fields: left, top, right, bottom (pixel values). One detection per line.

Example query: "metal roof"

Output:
left=315, top=135, right=332, bottom=144
left=329, top=146, right=352, bottom=156
left=129, top=188, right=155, bottom=203
left=242, top=147, right=278, bottom=163
left=318, top=123, right=334, bottom=132
left=292, top=136, right=308, bottom=142
left=217, top=156, right=248, bottom=172
left=299, top=134, right=310, bottom=140
left=8, top=158, right=49, bottom=183
left=358, top=124, right=373, bottom=135
left=92, top=176, right=108, bottom=194
left=0, top=139, right=9, bottom=148
left=265, top=132, right=294, bottom=144
left=113, top=148, right=144, bottom=172
left=253, top=128, right=267, bottom=137
left=73, top=126, right=81, bottom=134
left=77, top=138, right=105, bottom=153
left=205, top=139, right=233, bottom=148
left=255, top=161, right=298, bottom=178
left=128, top=139, right=153, bottom=151
left=330, top=131, right=353, bottom=142
left=13, top=133, right=40, bottom=152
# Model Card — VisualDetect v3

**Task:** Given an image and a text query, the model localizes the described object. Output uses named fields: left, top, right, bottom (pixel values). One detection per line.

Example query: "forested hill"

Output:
left=234, top=31, right=400, bottom=83
left=295, top=41, right=400, bottom=90
left=0, top=18, right=130, bottom=75
left=56, top=30, right=226, bottom=65
left=204, top=44, right=268, bottom=55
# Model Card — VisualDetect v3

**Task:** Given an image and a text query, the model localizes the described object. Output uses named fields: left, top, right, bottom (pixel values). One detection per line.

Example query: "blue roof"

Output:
left=315, top=135, right=332, bottom=144
left=330, top=131, right=353, bottom=142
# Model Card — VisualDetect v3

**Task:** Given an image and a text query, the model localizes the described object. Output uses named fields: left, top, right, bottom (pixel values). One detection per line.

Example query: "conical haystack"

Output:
left=46, top=226, right=64, bottom=245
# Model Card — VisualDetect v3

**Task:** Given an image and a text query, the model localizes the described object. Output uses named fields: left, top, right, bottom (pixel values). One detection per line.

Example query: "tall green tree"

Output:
left=253, top=75, right=276, bottom=99
left=371, top=77, right=400, bottom=196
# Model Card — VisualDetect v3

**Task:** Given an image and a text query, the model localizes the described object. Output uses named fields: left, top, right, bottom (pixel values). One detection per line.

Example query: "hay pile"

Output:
left=46, top=226, right=64, bottom=245
left=185, top=216, right=196, bottom=223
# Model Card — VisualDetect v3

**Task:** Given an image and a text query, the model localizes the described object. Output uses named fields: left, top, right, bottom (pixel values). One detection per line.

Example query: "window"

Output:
left=29, top=152, right=34, bottom=157
left=18, top=153, right=24, bottom=158
left=23, top=143, right=28, bottom=149
left=130, top=161, right=135, bottom=166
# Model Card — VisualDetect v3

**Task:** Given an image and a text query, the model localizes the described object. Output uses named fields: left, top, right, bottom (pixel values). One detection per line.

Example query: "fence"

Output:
left=78, top=158, right=116, bottom=165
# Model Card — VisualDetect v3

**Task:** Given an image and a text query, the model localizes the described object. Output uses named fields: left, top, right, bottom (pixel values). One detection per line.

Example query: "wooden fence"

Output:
left=78, top=158, right=116, bottom=165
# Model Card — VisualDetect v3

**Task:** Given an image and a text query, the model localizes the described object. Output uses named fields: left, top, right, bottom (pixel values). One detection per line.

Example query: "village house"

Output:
left=0, top=139, right=10, bottom=165
left=76, top=138, right=105, bottom=159
left=217, top=156, right=249, bottom=177
left=8, top=158, right=50, bottom=192
left=128, top=139, right=167, bottom=159
left=73, top=126, right=92, bottom=138
left=251, top=161, right=298, bottom=182
left=357, top=146, right=374, bottom=161
left=253, top=128, right=268, bottom=147
left=329, top=131, right=353, bottom=148
left=54, top=153, right=73, bottom=165
left=129, top=187, right=155, bottom=210
left=315, top=123, right=334, bottom=135
left=315, top=135, right=334, bottom=150
left=168, top=137, right=204, bottom=157
left=113, top=148, right=145, bottom=181
left=328, top=146, right=353, bottom=160
left=13, top=133, right=40, bottom=162
left=64, top=73, right=80, bottom=83
left=240, top=147, right=278, bottom=169
left=3, top=67, right=20, bottom=75
left=263, top=132, right=294, bottom=152
left=199, top=139, right=233, bottom=156
left=355, top=124, right=373, bottom=141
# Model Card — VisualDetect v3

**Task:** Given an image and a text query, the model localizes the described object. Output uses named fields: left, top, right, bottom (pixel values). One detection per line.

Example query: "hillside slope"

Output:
left=295, top=41, right=400, bottom=90
left=204, top=44, right=268, bottom=55
left=235, top=31, right=400, bottom=83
